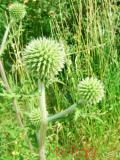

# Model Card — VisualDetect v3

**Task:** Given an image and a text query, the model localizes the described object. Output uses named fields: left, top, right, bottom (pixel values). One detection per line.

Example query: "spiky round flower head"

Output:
left=78, top=77, right=104, bottom=105
left=23, top=38, right=65, bottom=82
left=29, top=108, right=41, bottom=126
left=9, top=3, right=26, bottom=21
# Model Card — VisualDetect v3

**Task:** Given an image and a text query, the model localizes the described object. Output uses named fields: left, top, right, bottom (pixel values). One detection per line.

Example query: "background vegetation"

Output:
left=0, top=0, right=120, bottom=159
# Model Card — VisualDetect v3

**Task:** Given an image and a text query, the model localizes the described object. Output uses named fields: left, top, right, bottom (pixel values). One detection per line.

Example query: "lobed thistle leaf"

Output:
left=9, top=3, right=26, bottom=22
left=23, top=38, right=65, bottom=82
left=78, top=77, right=105, bottom=105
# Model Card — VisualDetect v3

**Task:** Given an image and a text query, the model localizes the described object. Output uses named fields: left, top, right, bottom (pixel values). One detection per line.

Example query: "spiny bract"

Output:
left=23, top=38, right=65, bottom=82
left=9, top=3, right=26, bottom=21
left=78, top=77, right=104, bottom=105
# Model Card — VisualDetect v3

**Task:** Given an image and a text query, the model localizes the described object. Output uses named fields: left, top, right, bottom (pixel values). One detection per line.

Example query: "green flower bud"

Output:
left=23, top=38, right=65, bottom=82
left=78, top=77, right=105, bottom=105
left=9, top=3, right=26, bottom=21
left=29, top=108, right=41, bottom=126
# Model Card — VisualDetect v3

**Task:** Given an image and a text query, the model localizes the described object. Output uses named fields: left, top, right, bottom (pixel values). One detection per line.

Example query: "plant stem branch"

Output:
left=48, top=101, right=83, bottom=122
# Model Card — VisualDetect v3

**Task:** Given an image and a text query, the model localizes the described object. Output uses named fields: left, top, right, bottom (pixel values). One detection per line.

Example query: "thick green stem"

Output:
left=48, top=101, right=83, bottom=122
left=38, top=81, right=47, bottom=160
left=48, top=103, right=77, bottom=122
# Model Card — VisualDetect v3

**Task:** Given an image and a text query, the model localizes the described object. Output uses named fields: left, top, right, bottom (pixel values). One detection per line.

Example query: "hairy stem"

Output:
left=38, top=81, right=47, bottom=160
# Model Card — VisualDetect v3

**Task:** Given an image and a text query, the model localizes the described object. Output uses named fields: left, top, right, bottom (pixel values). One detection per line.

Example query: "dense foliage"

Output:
left=0, top=0, right=120, bottom=159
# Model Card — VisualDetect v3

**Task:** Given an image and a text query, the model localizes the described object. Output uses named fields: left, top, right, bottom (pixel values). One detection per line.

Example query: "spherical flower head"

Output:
left=29, top=108, right=41, bottom=126
left=78, top=77, right=105, bottom=105
left=23, top=38, right=65, bottom=82
left=9, top=3, right=26, bottom=22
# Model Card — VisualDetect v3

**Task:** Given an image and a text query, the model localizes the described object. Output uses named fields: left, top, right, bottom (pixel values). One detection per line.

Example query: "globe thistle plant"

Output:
left=23, top=37, right=66, bottom=160
left=23, top=38, right=65, bottom=82
left=9, top=3, right=26, bottom=22
left=23, top=36, right=105, bottom=160
left=78, top=77, right=104, bottom=105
